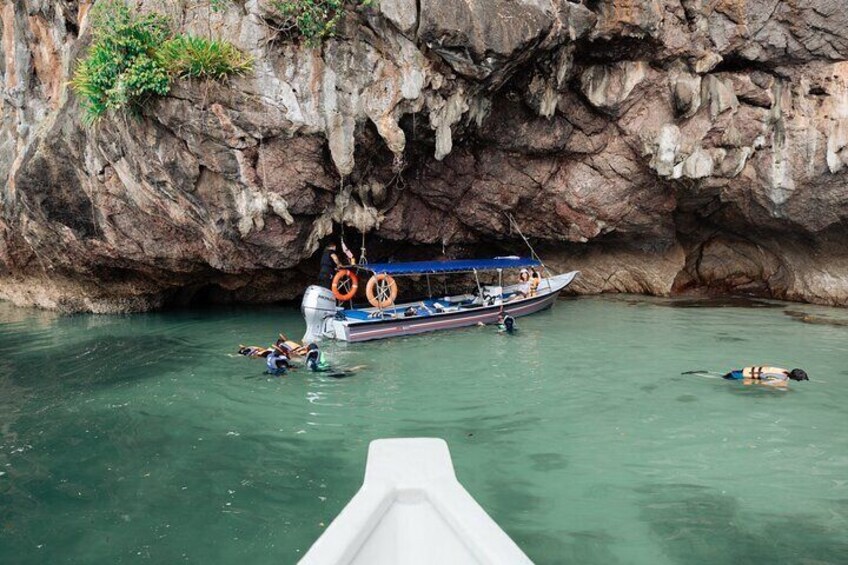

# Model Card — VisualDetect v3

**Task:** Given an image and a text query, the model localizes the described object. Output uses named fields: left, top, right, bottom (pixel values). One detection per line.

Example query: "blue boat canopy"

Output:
left=355, top=257, right=541, bottom=276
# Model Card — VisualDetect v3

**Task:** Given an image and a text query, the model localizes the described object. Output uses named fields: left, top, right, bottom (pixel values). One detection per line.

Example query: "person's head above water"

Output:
left=306, top=343, right=319, bottom=361
left=788, top=368, right=809, bottom=381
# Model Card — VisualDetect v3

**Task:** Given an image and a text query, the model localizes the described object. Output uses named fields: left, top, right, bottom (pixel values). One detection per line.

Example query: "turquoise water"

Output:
left=1, top=296, right=846, bottom=564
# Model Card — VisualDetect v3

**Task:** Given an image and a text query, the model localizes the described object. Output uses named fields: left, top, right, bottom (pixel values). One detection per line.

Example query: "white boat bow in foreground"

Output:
left=298, top=438, right=533, bottom=565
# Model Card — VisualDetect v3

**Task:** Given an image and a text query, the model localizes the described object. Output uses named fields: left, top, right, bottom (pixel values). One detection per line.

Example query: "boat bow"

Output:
left=299, top=438, right=533, bottom=564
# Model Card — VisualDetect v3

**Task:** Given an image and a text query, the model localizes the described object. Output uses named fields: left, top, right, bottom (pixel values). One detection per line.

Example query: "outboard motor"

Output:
left=301, top=285, right=338, bottom=343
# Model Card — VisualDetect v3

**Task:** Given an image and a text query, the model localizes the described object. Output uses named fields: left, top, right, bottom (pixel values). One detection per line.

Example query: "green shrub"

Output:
left=71, top=0, right=172, bottom=124
left=71, top=0, right=253, bottom=124
left=158, top=36, right=254, bottom=81
left=271, top=0, right=371, bottom=45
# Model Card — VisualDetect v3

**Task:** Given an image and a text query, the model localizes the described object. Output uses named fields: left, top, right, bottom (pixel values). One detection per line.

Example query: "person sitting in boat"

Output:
left=722, top=366, right=809, bottom=387
left=265, top=346, right=291, bottom=376
left=508, top=270, right=532, bottom=301
left=318, top=242, right=342, bottom=289
left=238, top=345, right=271, bottom=358
left=497, top=312, right=517, bottom=334
left=305, top=343, right=361, bottom=378
left=529, top=268, right=541, bottom=296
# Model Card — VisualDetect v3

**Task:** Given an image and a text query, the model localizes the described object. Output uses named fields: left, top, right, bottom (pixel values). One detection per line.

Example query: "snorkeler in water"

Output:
left=238, top=330, right=307, bottom=360
left=684, top=366, right=809, bottom=388
left=722, top=366, right=809, bottom=388
left=304, top=343, right=363, bottom=378
left=265, top=346, right=291, bottom=376
left=275, top=333, right=308, bottom=357
left=497, top=312, right=517, bottom=334
left=238, top=345, right=272, bottom=358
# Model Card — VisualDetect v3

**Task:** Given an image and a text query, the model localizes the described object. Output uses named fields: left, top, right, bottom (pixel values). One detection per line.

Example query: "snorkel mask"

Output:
left=789, top=369, right=809, bottom=381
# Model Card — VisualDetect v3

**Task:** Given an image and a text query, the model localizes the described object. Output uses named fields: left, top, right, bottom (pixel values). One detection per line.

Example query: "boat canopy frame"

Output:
left=349, top=257, right=541, bottom=277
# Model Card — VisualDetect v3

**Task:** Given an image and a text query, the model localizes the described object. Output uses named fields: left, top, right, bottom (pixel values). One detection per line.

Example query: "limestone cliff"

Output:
left=1, top=0, right=847, bottom=312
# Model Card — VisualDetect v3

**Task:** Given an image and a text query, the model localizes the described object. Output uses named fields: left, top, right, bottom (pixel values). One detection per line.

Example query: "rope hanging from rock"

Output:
left=359, top=231, right=368, bottom=265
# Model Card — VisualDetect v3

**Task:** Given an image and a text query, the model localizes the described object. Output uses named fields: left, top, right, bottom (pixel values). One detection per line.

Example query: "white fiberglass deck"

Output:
left=298, top=439, right=533, bottom=565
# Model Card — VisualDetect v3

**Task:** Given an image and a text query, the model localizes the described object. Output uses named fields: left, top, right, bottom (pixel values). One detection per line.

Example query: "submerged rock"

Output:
left=1, top=0, right=847, bottom=311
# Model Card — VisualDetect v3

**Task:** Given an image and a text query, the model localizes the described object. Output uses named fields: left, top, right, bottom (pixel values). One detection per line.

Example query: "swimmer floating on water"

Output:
left=238, top=345, right=272, bottom=358
left=237, top=330, right=308, bottom=359
left=275, top=333, right=308, bottom=357
left=685, top=366, right=809, bottom=388
left=723, top=366, right=808, bottom=388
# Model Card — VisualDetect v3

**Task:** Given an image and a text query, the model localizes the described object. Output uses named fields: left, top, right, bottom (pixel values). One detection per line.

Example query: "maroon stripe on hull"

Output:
left=345, top=292, right=559, bottom=342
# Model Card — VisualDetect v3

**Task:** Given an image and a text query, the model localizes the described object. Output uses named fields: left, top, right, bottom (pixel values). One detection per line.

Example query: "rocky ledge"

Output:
left=1, top=0, right=847, bottom=312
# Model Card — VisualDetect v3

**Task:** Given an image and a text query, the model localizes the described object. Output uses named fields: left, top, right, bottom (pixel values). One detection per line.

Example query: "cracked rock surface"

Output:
left=1, top=0, right=847, bottom=311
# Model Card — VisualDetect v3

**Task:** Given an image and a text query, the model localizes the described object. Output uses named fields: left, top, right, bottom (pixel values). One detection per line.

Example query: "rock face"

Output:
left=1, top=0, right=847, bottom=311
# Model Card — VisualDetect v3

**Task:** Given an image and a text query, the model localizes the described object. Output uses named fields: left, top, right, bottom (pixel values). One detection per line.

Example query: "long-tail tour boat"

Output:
left=301, top=256, right=578, bottom=343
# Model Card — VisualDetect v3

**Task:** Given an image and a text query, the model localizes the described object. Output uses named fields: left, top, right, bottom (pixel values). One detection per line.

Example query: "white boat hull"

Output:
left=298, top=439, right=533, bottom=565
left=302, top=272, right=579, bottom=343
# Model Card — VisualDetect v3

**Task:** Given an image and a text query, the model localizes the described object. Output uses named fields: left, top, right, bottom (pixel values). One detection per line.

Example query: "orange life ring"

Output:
left=366, top=274, right=398, bottom=308
left=332, top=269, right=359, bottom=301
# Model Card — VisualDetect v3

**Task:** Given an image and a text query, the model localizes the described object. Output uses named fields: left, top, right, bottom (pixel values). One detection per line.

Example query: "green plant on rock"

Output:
left=158, top=36, right=254, bottom=81
left=208, top=0, right=230, bottom=13
left=271, top=0, right=371, bottom=45
left=71, top=0, right=254, bottom=125
left=71, top=0, right=172, bottom=124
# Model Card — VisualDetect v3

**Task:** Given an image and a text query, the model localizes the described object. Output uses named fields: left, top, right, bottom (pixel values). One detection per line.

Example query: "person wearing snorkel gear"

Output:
left=496, top=312, right=517, bottom=334
left=305, top=343, right=331, bottom=372
left=722, top=366, right=809, bottom=388
left=238, top=345, right=272, bottom=358
left=304, top=343, right=364, bottom=378
left=275, top=333, right=308, bottom=357
left=237, top=332, right=306, bottom=372
left=265, top=344, right=291, bottom=376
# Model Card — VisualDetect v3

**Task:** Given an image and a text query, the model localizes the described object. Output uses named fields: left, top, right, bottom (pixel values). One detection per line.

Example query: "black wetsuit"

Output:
left=318, top=248, right=337, bottom=288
